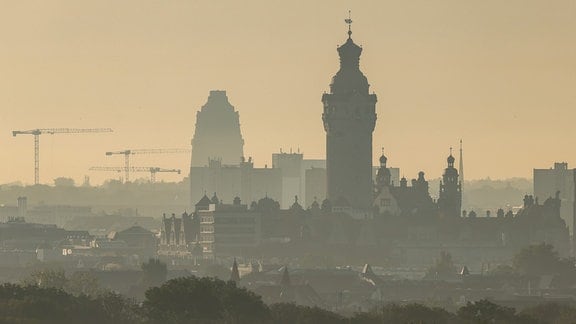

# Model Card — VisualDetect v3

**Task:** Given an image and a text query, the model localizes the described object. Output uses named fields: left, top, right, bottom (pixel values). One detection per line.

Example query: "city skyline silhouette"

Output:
left=2, top=1, right=575, bottom=185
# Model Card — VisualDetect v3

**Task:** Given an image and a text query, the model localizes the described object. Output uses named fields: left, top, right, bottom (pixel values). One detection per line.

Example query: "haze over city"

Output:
left=3, top=1, right=576, bottom=323
left=2, top=0, right=576, bottom=185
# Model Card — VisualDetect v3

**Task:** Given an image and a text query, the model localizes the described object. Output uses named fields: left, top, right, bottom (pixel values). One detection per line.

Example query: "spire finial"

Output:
left=345, top=10, right=353, bottom=38
left=450, top=147, right=453, bottom=156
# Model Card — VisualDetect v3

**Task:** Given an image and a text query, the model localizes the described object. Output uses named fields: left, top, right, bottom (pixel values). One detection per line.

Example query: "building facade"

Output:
left=199, top=198, right=261, bottom=258
left=190, top=157, right=282, bottom=209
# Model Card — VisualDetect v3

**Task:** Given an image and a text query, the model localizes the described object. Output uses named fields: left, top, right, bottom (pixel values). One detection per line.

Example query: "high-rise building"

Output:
left=321, top=17, right=377, bottom=212
left=191, top=90, right=244, bottom=167
left=534, top=162, right=576, bottom=237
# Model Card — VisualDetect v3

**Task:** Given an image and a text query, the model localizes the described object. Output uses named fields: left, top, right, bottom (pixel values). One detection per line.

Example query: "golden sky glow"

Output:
left=1, top=0, right=575, bottom=185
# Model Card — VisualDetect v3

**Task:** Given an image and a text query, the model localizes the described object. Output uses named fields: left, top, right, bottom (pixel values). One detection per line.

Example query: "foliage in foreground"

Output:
left=0, top=283, right=140, bottom=324
left=3, top=275, right=576, bottom=323
left=143, top=276, right=269, bottom=324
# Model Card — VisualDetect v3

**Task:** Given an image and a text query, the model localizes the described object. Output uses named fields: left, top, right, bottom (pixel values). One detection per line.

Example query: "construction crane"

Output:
left=89, top=166, right=181, bottom=183
left=12, top=128, right=113, bottom=185
left=105, top=148, right=190, bottom=182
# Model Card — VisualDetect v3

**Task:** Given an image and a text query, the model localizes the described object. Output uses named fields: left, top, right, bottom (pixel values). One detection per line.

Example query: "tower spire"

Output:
left=345, top=10, right=353, bottom=38
left=230, top=258, right=240, bottom=283
left=459, top=140, right=463, bottom=178
left=459, top=139, right=464, bottom=196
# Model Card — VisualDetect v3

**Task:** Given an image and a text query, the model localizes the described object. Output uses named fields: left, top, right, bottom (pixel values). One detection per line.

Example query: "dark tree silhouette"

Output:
left=351, top=303, right=455, bottom=324
left=520, top=302, right=576, bottom=324
left=141, top=258, right=167, bottom=288
left=66, top=271, right=101, bottom=296
left=457, top=299, right=535, bottom=324
left=143, top=276, right=269, bottom=324
left=96, top=291, right=143, bottom=324
left=270, top=303, right=345, bottom=324
left=513, top=243, right=562, bottom=276
left=23, top=269, right=68, bottom=290
left=0, top=283, right=138, bottom=324
left=512, top=243, right=576, bottom=287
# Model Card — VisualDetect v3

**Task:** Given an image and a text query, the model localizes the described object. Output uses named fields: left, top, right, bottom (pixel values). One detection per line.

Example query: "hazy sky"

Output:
left=1, top=0, right=575, bottom=185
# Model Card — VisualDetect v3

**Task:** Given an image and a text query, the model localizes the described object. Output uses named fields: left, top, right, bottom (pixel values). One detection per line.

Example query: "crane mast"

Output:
left=89, top=166, right=181, bottom=183
left=105, top=148, right=190, bottom=183
left=12, top=128, right=113, bottom=185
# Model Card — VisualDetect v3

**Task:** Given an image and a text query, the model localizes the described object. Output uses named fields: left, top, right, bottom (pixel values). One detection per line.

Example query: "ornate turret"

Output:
left=375, top=149, right=391, bottom=192
left=400, top=177, right=408, bottom=188
left=413, top=171, right=429, bottom=194
left=322, top=13, right=377, bottom=213
left=438, top=148, right=462, bottom=218
left=290, top=196, right=304, bottom=211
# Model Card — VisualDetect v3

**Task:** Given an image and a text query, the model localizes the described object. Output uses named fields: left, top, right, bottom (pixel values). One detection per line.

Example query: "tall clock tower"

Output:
left=322, top=15, right=377, bottom=212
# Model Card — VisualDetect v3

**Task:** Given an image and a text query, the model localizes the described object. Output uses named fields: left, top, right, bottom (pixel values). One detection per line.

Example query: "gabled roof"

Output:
left=117, top=225, right=153, bottom=235
left=196, top=194, right=212, bottom=206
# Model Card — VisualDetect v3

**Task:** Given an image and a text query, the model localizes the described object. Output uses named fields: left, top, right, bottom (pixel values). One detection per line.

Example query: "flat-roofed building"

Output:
left=199, top=198, right=261, bottom=259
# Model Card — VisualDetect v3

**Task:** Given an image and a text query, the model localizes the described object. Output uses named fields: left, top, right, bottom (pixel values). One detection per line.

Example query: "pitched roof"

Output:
left=196, top=194, right=212, bottom=206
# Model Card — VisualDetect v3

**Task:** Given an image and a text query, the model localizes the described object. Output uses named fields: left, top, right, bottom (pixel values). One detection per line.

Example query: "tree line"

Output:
left=6, top=243, right=576, bottom=324
left=2, top=274, right=576, bottom=324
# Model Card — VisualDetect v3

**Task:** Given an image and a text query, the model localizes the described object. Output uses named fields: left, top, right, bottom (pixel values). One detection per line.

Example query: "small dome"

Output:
left=290, top=195, right=303, bottom=211
left=400, top=177, right=408, bottom=187
left=310, top=200, right=320, bottom=210
left=447, top=154, right=455, bottom=164
left=337, top=37, right=362, bottom=58
left=379, top=154, right=387, bottom=165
